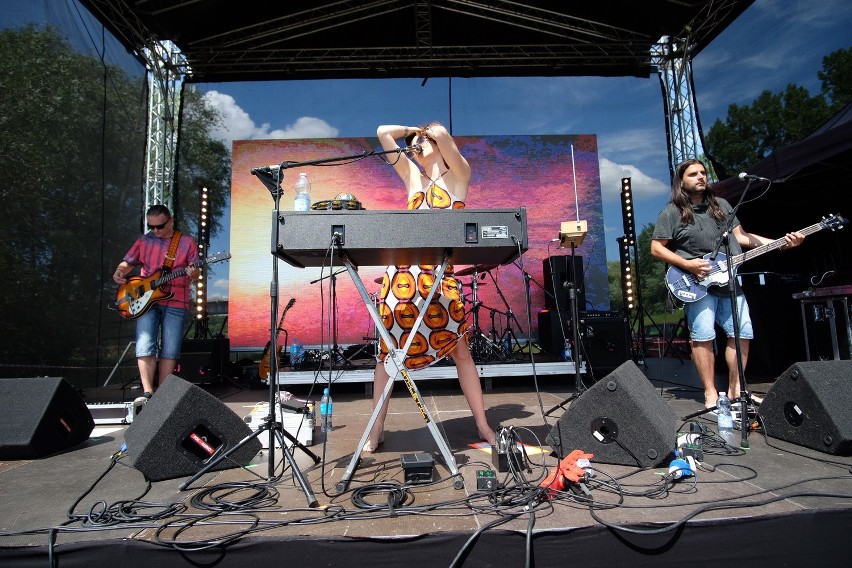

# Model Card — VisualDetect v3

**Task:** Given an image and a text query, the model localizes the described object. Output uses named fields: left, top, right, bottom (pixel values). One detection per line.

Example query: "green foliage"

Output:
left=0, top=25, right=231, bottom=383
left=706, top=48, right=851, bottom=175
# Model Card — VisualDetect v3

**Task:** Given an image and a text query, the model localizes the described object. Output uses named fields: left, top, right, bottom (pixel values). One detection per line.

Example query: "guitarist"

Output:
left=112, top=204, right=200, bottom=403
left=650, top=158, right=805, bottom=411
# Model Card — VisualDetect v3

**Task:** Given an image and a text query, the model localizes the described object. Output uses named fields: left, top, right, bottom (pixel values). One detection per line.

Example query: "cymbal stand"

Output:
left=466, top=272, right=503, bottom=362
left=487, top=270, right=523, bottom=361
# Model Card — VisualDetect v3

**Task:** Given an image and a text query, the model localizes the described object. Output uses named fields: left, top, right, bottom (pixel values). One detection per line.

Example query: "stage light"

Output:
left=620, top=178, right=636, bottom=247
left=617, top=236, right=635, bottom=311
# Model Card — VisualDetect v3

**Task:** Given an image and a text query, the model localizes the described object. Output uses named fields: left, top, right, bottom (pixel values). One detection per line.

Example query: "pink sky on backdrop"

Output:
left=228, top=135, right=607, bottom=349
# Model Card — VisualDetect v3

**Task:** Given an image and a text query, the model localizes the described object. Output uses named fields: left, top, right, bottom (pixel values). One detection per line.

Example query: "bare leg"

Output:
left=158, top=358, right=178, bottom=386
left=691, top=340, right=718, bottom=407
left=364, top=361, right=393, bottom=453
left=137, top=355, right=157, bottom=394
left=450, top=340, right=496, bottom=446
left=725, top=337, right=749, bottom=401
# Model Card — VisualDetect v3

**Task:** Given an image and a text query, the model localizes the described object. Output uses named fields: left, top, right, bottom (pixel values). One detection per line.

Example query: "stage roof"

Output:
left=79, top=0, right=753, bottom=83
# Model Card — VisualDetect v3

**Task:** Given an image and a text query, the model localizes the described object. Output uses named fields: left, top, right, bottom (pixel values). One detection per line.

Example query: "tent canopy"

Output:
left=79, top=0, right=753, bottom=83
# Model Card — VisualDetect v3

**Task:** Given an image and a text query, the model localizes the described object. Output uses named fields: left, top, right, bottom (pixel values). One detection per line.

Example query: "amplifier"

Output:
left=86, top=401, right=140, bottom=425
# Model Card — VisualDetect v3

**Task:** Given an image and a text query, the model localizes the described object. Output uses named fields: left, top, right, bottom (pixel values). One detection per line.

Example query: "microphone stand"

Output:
left=180, top=167, right=320, bottom=506
left=681, top=180, right=756, bottom=448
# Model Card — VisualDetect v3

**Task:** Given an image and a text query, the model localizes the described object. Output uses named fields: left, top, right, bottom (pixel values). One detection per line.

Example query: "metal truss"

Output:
left=143, top=40, right=188, bottom=214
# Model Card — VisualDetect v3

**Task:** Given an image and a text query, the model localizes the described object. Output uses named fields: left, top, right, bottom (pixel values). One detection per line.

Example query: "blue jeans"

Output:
left=135, top=304, right=187, bottom=360
left=685, top=293, right=753, bottom=342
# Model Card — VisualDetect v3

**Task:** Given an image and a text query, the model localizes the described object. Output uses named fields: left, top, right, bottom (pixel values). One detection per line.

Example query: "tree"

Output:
left=0, top=25, right=230, bottom=385
left=705, top=47, right=850, bottom=175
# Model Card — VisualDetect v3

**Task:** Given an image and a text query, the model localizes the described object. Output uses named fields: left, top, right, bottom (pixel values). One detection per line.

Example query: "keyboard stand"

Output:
left=335, top=248, right=464, bottom=491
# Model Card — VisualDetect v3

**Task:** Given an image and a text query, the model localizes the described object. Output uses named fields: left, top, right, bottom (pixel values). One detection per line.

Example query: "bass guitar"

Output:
left=665, top=214, right=846, bottom=303
left=115, top=251, right=231, bottom=319
left=258, top=297, right=296, bottom=380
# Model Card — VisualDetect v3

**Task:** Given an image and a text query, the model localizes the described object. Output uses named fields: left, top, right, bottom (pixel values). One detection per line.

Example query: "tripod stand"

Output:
left=461, top=268, right=504, bottom=362
left=486, top=269, right=523, bottom=360
left=178, top=166, right=321, bottom=505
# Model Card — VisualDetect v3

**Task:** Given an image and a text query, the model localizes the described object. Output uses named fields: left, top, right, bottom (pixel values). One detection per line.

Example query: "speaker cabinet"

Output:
left=124, top=376, right=261, bottom=481
left=0, top=377, right=94, bottom=459
left=581, top=313, right=630, bottom=375
left=542, top=255, right=585, bottom=312
left=758, top=361, right=852, bottom=455
left=545, top=361, right=676, bottom=467
left=177, top=337, right=230, bottom=384
left=537, top=311, right=629, bottom=372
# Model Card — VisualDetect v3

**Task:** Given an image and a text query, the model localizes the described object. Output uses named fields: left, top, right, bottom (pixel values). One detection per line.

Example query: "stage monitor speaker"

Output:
left=0, top=377, right=95, bottom=459
left=538, top=309, right=570, bottom=358
left=758, top=361, right=852, bottom=455
left=542, top=255, right=585, bottom=312
left=124, top=376, right=261, bottom=481
left=545, top=361, right=676, bottom=467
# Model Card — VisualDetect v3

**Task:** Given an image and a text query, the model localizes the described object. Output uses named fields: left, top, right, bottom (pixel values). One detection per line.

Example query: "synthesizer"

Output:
left=273, top=207, right=528, bottom=268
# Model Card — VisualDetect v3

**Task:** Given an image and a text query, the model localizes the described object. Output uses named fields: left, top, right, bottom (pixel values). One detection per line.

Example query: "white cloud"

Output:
left=202, top=90, right=339, bottom=147
left=598, top=156, right=668, bottom=202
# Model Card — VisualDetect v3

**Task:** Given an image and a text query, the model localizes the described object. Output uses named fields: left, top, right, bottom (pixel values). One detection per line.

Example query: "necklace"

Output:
left=420, top=168, right=448, bottom=188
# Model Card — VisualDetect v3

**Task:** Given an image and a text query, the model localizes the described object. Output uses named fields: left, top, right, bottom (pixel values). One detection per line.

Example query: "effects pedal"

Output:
left=476, top=469, right=498, bottom=491
left=401, top=452, right=434, bottom=483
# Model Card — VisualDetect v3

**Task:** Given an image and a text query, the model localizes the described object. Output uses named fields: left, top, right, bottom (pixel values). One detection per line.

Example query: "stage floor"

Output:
left=2, top=356, right=851, bottom=565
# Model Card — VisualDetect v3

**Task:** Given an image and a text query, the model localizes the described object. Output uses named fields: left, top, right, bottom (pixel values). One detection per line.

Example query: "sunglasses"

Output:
left=147, top=219, right=170, bottom=230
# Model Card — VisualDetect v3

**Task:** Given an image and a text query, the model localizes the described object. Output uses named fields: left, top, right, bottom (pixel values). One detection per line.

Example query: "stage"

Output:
left=1, top=357, right=851, bottom=566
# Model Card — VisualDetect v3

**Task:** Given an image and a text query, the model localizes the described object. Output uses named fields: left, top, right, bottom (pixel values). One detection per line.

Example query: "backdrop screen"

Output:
left=228, top=135, right=608, bottom=349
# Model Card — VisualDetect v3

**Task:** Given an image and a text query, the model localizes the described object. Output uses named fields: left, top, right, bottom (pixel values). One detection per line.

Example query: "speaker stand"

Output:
left=544, top=239, right=586, bottom=417
left=178, top=412, right=320, bottom=507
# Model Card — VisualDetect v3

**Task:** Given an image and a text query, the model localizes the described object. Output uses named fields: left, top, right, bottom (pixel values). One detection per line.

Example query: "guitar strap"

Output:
left=163, top=230, right=182, bottom=273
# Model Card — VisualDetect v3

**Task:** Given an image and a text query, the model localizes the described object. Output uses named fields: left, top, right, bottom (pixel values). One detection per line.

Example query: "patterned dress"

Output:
left=376, top=183, right=470, bottom=370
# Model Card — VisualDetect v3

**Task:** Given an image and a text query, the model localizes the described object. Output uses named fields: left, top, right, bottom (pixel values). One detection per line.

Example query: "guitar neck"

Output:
left=154, top=259, right=203, bottom=287
left=730, top=221, right=824, bottom=267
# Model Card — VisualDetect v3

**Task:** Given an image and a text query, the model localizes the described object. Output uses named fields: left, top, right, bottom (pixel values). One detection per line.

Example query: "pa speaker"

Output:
left=545, top=361, right=676, bottom=467
left=124, top=376, right=261, bottom=481
left=542, top=255, right=585, bottom=312
left=0, top=377, right=94, bottom=459
left=758, top=361, right=852, bottom=455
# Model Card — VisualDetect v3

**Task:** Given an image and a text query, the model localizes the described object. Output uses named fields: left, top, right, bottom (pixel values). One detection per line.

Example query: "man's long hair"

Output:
left=671, top=158, right=725, bottom=224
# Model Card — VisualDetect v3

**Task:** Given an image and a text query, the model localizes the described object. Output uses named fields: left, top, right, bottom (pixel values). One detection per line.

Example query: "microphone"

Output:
left=738, top=172, right=770, bottom=182
left=251, top=164, right=282, bottom=175
left=405, top=144, right=422, bottom=155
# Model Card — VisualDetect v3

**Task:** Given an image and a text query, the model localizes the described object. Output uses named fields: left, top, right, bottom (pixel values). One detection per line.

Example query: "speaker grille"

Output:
left=758, top=361, right=852, bottom=455
left=124, top=376, right=261, bottom=480
left=545, top=361, right=676, bottom=467
left=0, top=377, right=94, bottom=459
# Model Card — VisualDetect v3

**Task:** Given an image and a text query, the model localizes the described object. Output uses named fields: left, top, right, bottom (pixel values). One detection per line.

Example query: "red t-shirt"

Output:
left=123, top=231, right=199, bottom=308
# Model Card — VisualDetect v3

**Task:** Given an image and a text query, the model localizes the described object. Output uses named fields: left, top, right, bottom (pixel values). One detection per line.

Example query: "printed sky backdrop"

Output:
left=229, top=135, right=607, bottom=349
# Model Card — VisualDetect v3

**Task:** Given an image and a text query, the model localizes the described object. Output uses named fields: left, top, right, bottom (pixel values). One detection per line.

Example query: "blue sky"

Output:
left=3, top=0, right=851, bottom=302
left=193, top=0, right=851, bottom=302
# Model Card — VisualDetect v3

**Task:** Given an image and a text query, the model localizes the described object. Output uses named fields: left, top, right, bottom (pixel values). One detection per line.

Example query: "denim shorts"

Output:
left=684, top=292, right=754, bottom=342
left=135, top=304, right=187, bottom=360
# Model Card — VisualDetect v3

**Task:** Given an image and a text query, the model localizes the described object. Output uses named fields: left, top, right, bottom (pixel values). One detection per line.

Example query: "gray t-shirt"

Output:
left=652, top=198, right=742, bottom=260
left=653, top=198, right=743, bottom=297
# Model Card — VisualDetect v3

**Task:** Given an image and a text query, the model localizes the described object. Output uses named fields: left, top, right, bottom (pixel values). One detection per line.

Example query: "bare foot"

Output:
left=478, top=426, right=496, bottom=447
left=704, top=392, right=718, bottom=409
left=363, top=431, right=384, bottom=453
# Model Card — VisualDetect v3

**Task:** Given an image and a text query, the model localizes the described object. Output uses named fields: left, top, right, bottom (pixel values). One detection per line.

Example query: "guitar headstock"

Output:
left=207, top=251, right=232, bottom=263
left=821, top=214, right=848, bottom=232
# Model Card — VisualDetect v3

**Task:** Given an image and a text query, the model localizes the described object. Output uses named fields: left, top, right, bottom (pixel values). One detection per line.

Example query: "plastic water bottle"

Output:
left=320, top=388, right=333, bottom=432
left=716, top=392, right=736, bottom=445
left=289, top=337, right=302, bottom=370
left=294, top=172, right=311, bottom=211
left=562, top=339, right=572, bottom=362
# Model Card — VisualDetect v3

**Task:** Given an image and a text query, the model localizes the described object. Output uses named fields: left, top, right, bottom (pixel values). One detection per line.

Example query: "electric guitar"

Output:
left=115, top=251, right=231, bottom=319
left=665, top=214, right=846, bottom=303
left=258, top=298, right=296, bottom=380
